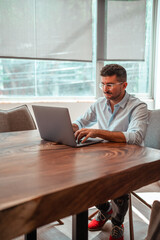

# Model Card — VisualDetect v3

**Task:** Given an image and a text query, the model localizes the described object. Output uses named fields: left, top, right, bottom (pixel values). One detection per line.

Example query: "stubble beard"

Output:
left=104, top=89, right=123, bottom=102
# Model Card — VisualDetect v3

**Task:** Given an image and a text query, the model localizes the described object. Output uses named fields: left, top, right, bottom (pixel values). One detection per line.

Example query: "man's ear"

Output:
left=123, top=82, right=128, bottom=89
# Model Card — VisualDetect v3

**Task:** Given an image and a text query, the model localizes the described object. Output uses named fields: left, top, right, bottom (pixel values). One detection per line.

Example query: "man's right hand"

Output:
left=72, top=123, right=79, bottom=133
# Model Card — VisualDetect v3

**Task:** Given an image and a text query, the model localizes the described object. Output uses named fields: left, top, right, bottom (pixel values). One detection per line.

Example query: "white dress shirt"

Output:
left=74, top=92, right=148, bottom=145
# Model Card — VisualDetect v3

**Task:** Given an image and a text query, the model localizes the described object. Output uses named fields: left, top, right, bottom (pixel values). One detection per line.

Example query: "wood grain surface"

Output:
left=0, top=130, right=160, bottom=239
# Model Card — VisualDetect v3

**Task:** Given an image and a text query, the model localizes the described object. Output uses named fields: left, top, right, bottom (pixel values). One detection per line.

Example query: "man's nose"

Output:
left=103, top=84, right=109, bottom=91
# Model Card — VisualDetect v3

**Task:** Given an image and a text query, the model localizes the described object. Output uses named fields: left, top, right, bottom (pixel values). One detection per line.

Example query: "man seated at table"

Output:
left=72, top=64, right=148, bottom=240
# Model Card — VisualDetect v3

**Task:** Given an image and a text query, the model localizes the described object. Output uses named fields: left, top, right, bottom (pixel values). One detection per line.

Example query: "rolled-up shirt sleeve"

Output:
left=122, top=103, right=148, bottom=145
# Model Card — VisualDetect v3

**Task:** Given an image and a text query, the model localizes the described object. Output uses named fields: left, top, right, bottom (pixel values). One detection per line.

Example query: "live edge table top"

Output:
left=0, top=130, right=160, bottom=239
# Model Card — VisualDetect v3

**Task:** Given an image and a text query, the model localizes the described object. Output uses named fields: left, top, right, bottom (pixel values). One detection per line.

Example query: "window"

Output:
left=0, top=0, right=154, bottom=101
left=0, top=60, right=94, bottom=98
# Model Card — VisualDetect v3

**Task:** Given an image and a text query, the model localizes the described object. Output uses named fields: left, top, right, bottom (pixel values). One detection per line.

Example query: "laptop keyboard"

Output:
left=76, top=138, right=101, bottom=146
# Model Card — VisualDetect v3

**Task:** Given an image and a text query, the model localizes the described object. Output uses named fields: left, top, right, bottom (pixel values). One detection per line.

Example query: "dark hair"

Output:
left=100, top=64, right=127, bottom=82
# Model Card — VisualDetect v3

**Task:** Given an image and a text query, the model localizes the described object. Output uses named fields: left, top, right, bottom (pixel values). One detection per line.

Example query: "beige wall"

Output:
left=0, top=101, right=94, bottom=122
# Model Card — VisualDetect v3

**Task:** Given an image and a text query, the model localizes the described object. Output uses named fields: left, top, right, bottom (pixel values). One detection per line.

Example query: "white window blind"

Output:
left=97, top=0, right=146, bottom=61
left=0, top=0, right=35, bottom=58
left=0, top=0, right=92, bottom=61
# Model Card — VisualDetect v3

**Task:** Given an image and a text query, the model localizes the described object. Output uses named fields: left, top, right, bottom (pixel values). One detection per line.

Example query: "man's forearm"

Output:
left=97, top=129, right=126, bottom=143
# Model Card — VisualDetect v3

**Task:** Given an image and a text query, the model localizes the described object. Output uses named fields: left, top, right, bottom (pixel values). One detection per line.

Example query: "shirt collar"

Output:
left=116, top=91, right=129, bottom=108
left=104, top=91, right=129, bottom=110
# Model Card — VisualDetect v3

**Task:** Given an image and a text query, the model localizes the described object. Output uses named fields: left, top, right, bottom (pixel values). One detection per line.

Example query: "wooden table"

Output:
left=0, top=130, right=160, bottom=240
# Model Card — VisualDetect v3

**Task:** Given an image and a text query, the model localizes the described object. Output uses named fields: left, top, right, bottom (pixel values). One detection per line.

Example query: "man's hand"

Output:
left=75, top=128, right=99, bottom=143
left=75, top=128, right=126, bottom=143
left=72, top=123, right=79, bottom=133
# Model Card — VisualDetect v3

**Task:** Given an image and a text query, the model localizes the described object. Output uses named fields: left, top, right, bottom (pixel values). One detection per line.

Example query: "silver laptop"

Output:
left=32, top=105, right=102, bottom=147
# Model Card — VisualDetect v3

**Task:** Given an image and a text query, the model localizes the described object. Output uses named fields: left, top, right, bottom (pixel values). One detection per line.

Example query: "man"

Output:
left=72, top=64, right=148, bottom=240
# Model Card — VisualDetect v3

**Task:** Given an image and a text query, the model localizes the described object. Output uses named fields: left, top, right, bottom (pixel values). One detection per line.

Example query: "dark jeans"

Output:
left=96, top=194, right=129, bottom=226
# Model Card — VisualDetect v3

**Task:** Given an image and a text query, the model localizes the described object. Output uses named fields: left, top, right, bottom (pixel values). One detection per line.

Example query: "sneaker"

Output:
left=88, top=209, right=112, bottom=231
left=109, top=224, right=124, bottom=240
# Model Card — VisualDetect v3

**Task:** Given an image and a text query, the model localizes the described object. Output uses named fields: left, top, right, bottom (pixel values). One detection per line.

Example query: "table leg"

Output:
left=25, top=229, right=37, bottom=240
left=72, top=210, right=88, bottom=240
left=129, top=194, right=134, bottom=240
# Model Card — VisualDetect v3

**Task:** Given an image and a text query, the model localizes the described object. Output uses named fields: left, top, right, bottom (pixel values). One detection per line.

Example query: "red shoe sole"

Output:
left=109, top=237, right=124, bottom=240
left=88, top=226, right=105, bottom=231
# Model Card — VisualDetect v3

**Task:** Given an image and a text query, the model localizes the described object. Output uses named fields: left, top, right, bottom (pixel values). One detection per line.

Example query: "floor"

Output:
left=14, top=182, right=160, bottom=240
